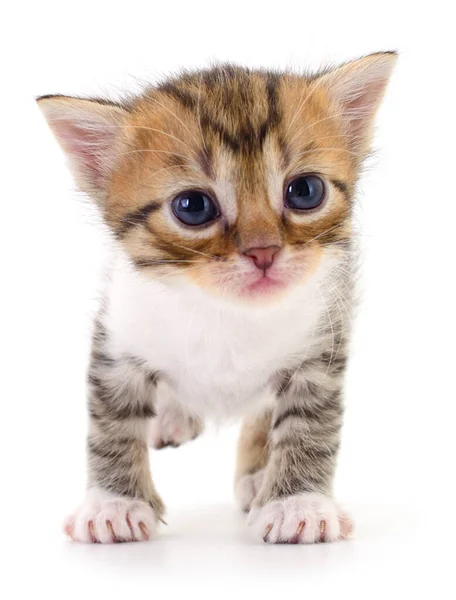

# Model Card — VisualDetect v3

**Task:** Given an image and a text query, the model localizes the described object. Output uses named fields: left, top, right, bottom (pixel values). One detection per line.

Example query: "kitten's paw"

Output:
left=64, top=489, right=159, bottom=544
left=149, top=406, right=203, bottom=449
left=248, top=493, right=353, bottom=544
left=234, top=469, right=265, bottom=512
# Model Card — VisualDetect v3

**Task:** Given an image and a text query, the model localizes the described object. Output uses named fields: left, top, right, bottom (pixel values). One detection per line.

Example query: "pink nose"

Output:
left=244, top=246, right=281, bottom=271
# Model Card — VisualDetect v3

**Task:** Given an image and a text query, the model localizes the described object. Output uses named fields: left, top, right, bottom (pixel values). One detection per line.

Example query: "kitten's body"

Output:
left=38, top=54, right=395, bottom=544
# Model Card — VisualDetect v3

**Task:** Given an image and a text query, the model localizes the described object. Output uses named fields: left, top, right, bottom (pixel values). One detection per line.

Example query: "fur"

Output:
left=37, top=52, right=396, bottom=544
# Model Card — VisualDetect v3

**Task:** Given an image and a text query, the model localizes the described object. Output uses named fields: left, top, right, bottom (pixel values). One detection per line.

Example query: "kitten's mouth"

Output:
left=243, top=274, right=287, bottom=296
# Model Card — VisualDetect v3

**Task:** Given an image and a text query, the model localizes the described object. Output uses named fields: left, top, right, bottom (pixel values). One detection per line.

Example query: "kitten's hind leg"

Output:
left=148, top=383, right=204, bottom=449
left=149, top=407, right=204, bottom=449
left=234, top=408, right=273, bottom=512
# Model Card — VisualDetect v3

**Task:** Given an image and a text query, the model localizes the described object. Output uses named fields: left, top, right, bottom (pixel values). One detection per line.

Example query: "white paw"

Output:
left=248, top=493, right=353, bottom=544
left=235, top=469, right=265, bottom=512
left=64, top=488, right=158, bottom=544
left=149, top=406, right=202, bottom=449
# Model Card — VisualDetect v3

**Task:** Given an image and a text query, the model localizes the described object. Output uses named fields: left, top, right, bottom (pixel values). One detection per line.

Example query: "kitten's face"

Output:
left=38, top=56, right=396, bottom=304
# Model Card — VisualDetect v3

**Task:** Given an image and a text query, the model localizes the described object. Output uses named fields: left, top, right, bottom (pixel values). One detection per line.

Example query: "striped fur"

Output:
left=38, top=52, right=396, bottom=544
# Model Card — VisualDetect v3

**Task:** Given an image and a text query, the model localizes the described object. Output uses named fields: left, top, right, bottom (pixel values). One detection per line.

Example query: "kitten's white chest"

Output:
left=104, top=257, right=325, bottom=419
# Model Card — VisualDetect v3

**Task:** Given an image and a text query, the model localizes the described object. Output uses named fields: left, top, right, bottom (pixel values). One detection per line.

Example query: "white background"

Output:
left=2, top=1, right=455, bottom=598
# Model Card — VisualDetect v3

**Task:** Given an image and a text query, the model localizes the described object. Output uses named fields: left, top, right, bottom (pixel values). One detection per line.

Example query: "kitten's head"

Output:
left=38, top=53, right=396, bottom=304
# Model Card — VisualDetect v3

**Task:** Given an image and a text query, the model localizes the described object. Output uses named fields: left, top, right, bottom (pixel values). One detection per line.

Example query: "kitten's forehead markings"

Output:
left=159, top=69, right=282, bottom=158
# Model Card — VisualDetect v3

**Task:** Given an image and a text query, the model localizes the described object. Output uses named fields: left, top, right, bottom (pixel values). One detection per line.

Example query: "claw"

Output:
left=126, top=513, right=135, bottom=540
left=138, top=521, right=149, bottom=540
left=106, top=520, right=119, bottom=543
left=290, top=520, right=305, bottom=544
left=319, top=520, right=327, bottom=542
left=263, top=523, right=273, bottom=542
left=88, top=520, right=97, bottom=543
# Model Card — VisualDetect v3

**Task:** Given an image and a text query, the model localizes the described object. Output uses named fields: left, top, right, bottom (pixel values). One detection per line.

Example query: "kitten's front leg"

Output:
left=65, top=339, right=164, bottom=544
left=248, top=354, right=353, bottom=544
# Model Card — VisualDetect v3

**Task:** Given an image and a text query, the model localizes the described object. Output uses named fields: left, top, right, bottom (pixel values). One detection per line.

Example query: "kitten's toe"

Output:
left=234, top=469, right=265, bottom=512
left=248, top=493, right=353, bottom=544
left=65, top=488, right=160, bottom=544
left=149, top=407, right=203, bottom=449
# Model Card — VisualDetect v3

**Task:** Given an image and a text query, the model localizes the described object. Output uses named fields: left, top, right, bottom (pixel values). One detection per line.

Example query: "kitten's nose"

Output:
left=243, top=246, right=281, bottom=271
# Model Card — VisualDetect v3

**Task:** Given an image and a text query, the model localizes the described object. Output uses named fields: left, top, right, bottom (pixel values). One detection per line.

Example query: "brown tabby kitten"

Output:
left=38, top=52, right=396, bottom=544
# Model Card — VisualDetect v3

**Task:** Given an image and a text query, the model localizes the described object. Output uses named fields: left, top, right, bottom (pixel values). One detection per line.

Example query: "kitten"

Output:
left=38, top=52, right=396, bottom=544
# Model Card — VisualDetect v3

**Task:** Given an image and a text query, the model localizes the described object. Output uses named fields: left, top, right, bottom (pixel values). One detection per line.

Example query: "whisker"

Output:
left=327, top=273, right=355, bottom=300
left=121, top=125, right=198, bottom=158
left=302, top=133, right=365, bottom=144
left=323, top=284, right=352, bottom=360
left=107, top=164, right=187, bottom=205
left=170, top=241, right=221, bottom=260
left=288, top=111, right=366, bottom=147
left=153, top=263, right=208, bottom=278
left=301, top=223, right=346, bottom=246
left=133, top=258, right=202, bottom=266
left=324, top=281, right=353, bottom=320
left=117, top=147, right=196, bottom=163
left=317, top=284, right=335, bottom=375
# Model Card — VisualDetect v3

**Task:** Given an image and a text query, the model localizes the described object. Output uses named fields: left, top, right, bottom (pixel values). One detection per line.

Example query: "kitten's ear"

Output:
left=318, top=52, right=397, bottom=152
left=37, top=95, right=130, bottom=198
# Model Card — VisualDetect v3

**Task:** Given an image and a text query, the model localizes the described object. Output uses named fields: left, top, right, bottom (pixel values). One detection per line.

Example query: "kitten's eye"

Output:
left=171, top=191, right=219, bottom=226
left=285, top=175, right=325, bottom=210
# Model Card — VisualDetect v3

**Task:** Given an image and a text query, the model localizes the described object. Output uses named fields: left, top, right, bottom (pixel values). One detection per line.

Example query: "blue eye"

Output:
left=285, top=175, right=325, bottom=210
left=171, top=191, right=219, bottom=226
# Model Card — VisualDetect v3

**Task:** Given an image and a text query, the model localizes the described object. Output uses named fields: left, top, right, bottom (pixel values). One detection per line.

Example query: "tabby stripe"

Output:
left=100, top=472, right=141, bottom=498
left=90, top=399, right=156, bottom=420
left=91, top=350, right=116, bottom=366
left=147, top=371, right=159, bottom=385
left=273, top=396, right=342, bottom=427
left=88, top=374, right=156, bottom=419
left=88, top=437, right=137, bottom=461
left=160, top=85, right=197, bottom=111
left=285, top=474, right=328, bottom=493
left=331, top=179, right=349, bottom=196
left=269, top=474, right=327, bottom=497
left=275, top=438, right=340, bottom=459
left=88, top=437, right=150, bottom=496
left=200, top=115, right=243, bottom=152
left=117, top=201, right=161, bottom=237
left=93, top=319, right=107, bottom=342
left=256, top=73, right=281, bottom=144
left=273, top=407, right=308, bottom=430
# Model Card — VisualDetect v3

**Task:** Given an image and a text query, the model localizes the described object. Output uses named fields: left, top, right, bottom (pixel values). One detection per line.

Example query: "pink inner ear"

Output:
left=340, top=79, right=386, bottom=141
left=345, top=79, right=385, bottom=114
left=54, top=118, right=115, bottom=187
